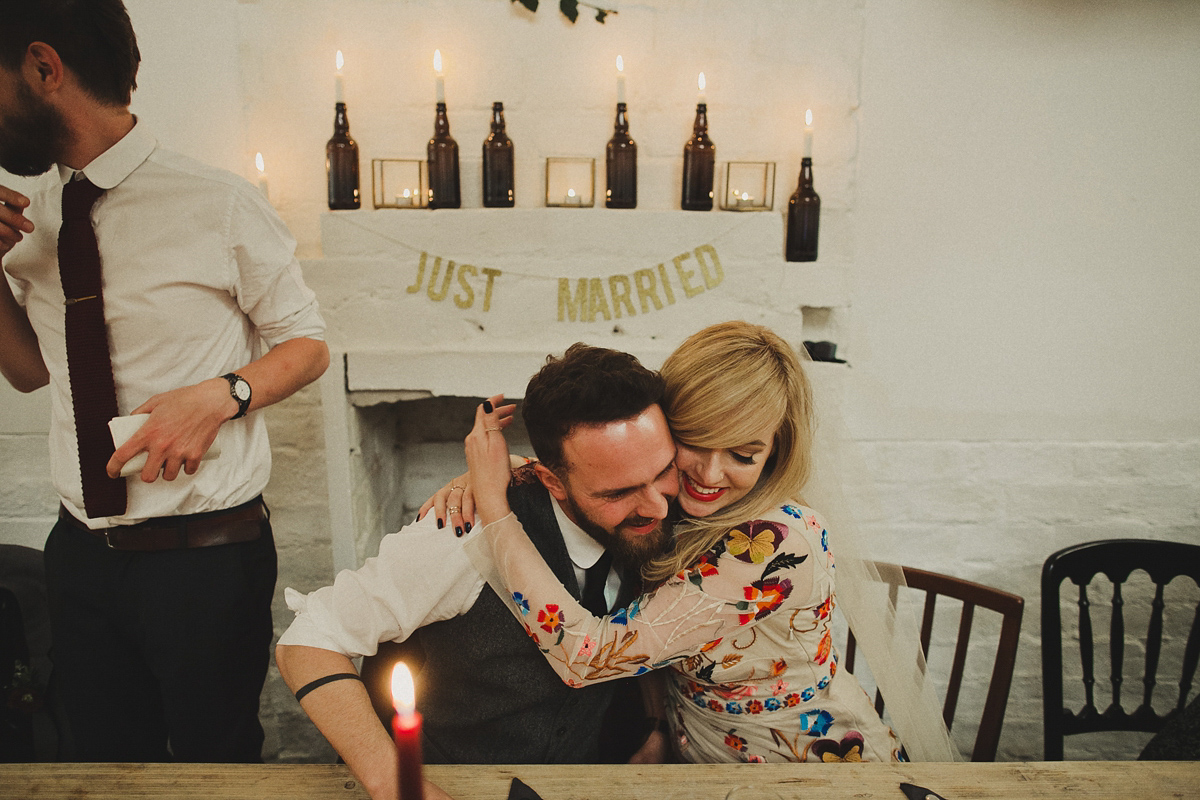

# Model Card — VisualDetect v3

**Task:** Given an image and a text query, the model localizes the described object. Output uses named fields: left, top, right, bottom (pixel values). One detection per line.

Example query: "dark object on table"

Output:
left=681, top=103, right=715, bottom=211
left=1041, top=538, right=1200, bottom=760
left=428, top=102, right=461, bottom=209
left=803, top=341, right=846, bottom=363
left=508, top=777, right=545, bottom=800
left=900, top=783, right=949, bottom=800
left=326, top=102, right=361, bottom=209
left=844, top=564, right=1024, bottom=761
left=1140, top=692, right=1200, bottom=760
left=786, top=157, right=820, bottom=261
left=482, top=102, right=515, bottom=208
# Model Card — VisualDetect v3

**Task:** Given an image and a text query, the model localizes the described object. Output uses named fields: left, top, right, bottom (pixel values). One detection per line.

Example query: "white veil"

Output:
left=800, top=347, right=959, bottom=761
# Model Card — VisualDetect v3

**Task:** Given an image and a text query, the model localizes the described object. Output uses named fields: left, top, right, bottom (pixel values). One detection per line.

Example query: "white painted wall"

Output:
left=1, top=0, right=1196, bottom=763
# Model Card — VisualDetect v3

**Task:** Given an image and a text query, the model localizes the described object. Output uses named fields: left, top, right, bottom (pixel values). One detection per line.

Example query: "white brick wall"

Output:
left=2, top=0, right=1198, bottom=765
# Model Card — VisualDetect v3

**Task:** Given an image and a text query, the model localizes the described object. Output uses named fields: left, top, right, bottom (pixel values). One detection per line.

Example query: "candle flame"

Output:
left=336, top=50, right=344, bottom=71
left=391, top=662, right=415, bottom=714
left=698, top=72, right=706, bottom=92
left=402, top=188, right=412, bottom=198
left=254, top=152, right=265, bottom=174
left=805, top=108, right=812, bottom=126
left=616, top=55, right=624, bottom=73
left=567, top=188, right=577, bottom=198
left=433, top=49, right=443, bottom=74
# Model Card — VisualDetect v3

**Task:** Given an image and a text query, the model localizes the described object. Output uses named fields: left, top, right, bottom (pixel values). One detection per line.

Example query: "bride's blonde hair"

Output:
left=642, top=321, right=815, bottom=585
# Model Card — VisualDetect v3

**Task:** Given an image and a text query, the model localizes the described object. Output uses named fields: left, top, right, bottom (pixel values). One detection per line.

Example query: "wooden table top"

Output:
left=2, top=761, right=1197, bottom=800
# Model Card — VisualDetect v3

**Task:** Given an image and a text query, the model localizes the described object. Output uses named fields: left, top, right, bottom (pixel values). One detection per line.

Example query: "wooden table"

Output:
left=2, top=761, right=1197, bottom=800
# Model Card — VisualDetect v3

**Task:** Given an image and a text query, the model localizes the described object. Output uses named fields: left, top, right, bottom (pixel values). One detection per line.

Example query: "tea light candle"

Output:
left=565, top=188, right=582, bottom=206
left=616, top=55, right=626, bottom=104
left=335, top=50, right=345, bottom=103
left=804, top=109, right=813, bottom=158
left=433, top=50, right=445, bottom=103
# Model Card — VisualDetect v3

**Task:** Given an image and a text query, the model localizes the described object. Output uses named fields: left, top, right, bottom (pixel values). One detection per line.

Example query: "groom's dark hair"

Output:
left=522, top=343, right=664, bottom=474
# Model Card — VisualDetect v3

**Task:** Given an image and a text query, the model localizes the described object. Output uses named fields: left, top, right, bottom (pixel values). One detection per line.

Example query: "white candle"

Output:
left=804, top=108, right=813, bottom=158
left=335, top=50, right=345, bottom=103
left=566, top=188, right=581, bottom=205
left=697, top=72, right=707, bottom=105
left=254, top=152, right=269, bottom=200
left=434, top=49, right=445, bottom=103
left=616, top=55, right=626, bottom=104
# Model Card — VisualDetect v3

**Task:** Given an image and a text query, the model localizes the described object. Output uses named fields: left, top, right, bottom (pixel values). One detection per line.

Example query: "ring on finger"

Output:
left=447, top=505, right=461, bottom=514
left=486, top=426, right=502, bottom=432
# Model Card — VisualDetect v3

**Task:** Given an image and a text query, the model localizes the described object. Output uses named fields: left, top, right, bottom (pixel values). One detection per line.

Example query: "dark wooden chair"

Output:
left=844, top=565, right=1025, bottom=761
left=1041, top=538, right=1200, bottom=760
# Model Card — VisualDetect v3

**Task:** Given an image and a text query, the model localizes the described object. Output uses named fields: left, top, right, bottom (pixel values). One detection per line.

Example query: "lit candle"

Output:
left=697, top=72, right=707, bottom=105
left=566, top=188, right=581, bottom=206
left=433, top=49, right=445, bottom=103
left=392, top=662, right=424, bottom=800
left=335, top=50, right=345, bottom=103
left=616, top=55, right=626, bottom=104
left=254, top=152, right=268, bottom=200
left=804, top=108, right=813, bottom=158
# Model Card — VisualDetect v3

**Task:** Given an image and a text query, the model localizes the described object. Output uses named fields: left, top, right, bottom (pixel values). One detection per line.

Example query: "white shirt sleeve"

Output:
left=278, top=513, right=485, bottom=657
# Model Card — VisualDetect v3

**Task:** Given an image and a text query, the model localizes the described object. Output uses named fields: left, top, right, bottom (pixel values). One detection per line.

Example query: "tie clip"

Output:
left=64, top=295, right=98, bottom=306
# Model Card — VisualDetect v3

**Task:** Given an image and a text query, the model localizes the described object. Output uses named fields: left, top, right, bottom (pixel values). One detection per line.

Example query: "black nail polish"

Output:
left=464, top=521, right=472, bottom=533
left=483, top=400, right=493, bottom=413
left=455, top=526, right=464, bottom=538
left=437, top=518, right=444, bottom=529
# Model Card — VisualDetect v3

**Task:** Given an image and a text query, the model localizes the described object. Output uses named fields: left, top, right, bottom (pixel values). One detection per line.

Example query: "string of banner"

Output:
left=335, top=216, right=734, bottom=322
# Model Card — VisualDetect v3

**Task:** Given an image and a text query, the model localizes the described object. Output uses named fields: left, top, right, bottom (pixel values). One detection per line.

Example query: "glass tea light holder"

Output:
left=372, top=158, right=428, bottom=209
left=545, top=157, right=595, bottom=207
left=720, top=161, right=776, bottom=211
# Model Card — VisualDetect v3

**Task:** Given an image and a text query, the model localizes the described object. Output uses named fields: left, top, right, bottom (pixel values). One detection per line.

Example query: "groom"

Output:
left=276, top=344, right=679, bottom=800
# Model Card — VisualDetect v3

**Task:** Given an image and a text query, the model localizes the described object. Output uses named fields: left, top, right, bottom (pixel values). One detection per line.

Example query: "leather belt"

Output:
left=59, top=496, right=267, bottom=551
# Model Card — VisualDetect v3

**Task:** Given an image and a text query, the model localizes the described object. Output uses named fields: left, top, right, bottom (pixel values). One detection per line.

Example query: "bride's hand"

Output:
left=464, top=394, right=517, bottom=526
left=417, top=471, right=473, bottom=536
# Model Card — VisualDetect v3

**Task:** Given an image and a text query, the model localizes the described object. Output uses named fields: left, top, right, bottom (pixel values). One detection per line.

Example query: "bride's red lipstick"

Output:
left=682, top=474, right=727, bottom=503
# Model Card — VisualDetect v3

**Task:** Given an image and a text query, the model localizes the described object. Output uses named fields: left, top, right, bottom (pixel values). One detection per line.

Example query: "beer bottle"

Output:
left=785, top=157, right=820, bottom=261
left=605, top=102, right=636, bottom=209
left=681, top=102, right=715, bottom=211
left=326, top=102, right=360, bottom=209
left=428, top=102, right=461, bottom=209
left=482, top=102, right=515, bottom=208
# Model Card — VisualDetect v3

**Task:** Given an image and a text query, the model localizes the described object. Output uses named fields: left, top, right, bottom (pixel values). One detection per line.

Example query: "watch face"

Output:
left=233, top=379, right=251, bottom=401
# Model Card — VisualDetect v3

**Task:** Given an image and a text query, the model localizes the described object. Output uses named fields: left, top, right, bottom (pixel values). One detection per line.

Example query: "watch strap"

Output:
left=222, top=372, right=251, bottom=420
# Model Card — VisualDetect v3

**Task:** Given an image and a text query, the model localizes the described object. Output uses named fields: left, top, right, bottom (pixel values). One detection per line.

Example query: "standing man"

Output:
left=277, top=344, right=677, bottom=800
left=0, top=0, right=329, bottom=762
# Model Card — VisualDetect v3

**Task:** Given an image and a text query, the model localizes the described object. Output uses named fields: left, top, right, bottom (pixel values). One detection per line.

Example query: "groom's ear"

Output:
left=534, top=463, right=568, bottom=502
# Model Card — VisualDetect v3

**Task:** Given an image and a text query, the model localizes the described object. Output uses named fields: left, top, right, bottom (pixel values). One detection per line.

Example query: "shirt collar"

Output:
left=56, top=119, right=156, bottom=190
left=550, top=495, right=607, bottom=570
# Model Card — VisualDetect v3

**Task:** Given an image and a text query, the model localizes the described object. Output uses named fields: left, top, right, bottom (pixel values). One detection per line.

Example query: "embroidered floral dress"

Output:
left=467, top=501, right=902, bottom=763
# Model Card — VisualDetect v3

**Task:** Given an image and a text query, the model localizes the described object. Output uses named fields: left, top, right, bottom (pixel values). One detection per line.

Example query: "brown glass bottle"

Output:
left=605, top=102, right=637, bottom=209
left=427, top=102, right=461, bottom=209
left=326, top=102, right=360, bottom=209
left=785, top=157, right=820, bottom=262
left=482, top=102, right=514, bottom=208
left=681, top=102, right=715, bottom=211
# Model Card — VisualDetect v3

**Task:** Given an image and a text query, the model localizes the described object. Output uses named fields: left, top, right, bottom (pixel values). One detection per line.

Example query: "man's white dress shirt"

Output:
left=280, top=495, right=617, bottom=657
left=4, top=123, right=325, bottom=527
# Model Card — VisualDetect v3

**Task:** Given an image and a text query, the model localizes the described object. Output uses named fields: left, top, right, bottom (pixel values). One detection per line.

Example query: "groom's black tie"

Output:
left=581, top=551, right=614, bottom=616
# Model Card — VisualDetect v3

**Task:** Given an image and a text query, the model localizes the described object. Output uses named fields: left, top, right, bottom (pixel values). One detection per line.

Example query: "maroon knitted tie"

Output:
left=59, top=176, right=127, bottom=518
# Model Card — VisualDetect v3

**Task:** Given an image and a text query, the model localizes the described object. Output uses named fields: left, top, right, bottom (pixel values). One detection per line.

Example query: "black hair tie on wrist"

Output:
left=294, top=672, right=364, bottom=703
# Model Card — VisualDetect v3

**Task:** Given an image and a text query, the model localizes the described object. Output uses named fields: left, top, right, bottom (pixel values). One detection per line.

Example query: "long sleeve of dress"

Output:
left=463, top=508, right=818, bottom=687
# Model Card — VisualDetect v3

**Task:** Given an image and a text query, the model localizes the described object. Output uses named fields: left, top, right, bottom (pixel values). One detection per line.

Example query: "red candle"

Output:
left=391, top=662, right=424, bottom=800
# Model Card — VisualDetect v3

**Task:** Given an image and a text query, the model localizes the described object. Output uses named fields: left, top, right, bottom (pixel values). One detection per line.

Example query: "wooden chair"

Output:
left=1041, top=538, right=1200, bottom=760
left=843, top=565, right=1025, bottom=761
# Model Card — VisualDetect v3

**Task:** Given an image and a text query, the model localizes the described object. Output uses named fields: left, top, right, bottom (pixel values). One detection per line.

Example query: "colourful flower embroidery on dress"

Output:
left=739, top=577, right=793, bottom=624
left=727, top=520, right=787, bottom=564
left=537, top=604, right=564, bottom=633
left=724, top=732, right=748, bottom=751
left=764, top=697, right=783, bottom=711
left=800, top=709, right=834, bottom=736
left=680, top=552, right=720, bottom=585
left=770, top=678, right=789, bottom=695
left=815, top=596, right=833, bottom=620
left=782, top=504, right=804, bottom=520
left=512, top=592, right=530, bottom=615
left=745, top=699, right=764, bottom=714
left=815, top=630, right=832, bottom=665
left=610, top=597, right=641, bottom=625
left=577, top=635, right=596, bottom=658
left=807, top=731, right=865, bottom=762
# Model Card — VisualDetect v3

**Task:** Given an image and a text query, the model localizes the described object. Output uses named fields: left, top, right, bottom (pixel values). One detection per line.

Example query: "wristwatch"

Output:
left=222, top=372, right=252, bottom=420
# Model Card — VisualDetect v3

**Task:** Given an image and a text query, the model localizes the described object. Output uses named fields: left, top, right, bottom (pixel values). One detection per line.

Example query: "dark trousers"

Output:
left=42, top=512, right=276, bottom=762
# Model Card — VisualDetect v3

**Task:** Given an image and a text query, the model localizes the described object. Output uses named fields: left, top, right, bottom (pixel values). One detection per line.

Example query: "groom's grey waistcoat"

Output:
left=412, top=476, right=621, bottom=764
